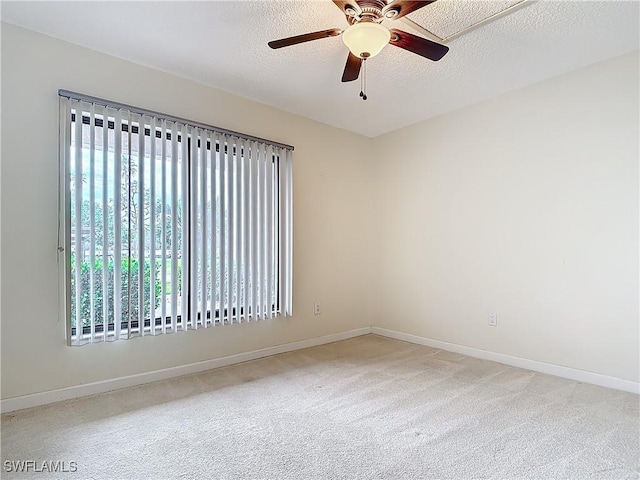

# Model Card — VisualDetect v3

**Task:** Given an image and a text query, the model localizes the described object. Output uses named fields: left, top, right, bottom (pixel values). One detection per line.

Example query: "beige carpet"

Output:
left=2, top=335, right=639, bottom=479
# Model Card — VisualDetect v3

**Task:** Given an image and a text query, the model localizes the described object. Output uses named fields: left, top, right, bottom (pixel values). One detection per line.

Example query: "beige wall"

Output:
left=2, top=24, right=638, bottom=401
left=371, top=52, right=639, bottom=382
left=0, top=24, right=374, bottom=399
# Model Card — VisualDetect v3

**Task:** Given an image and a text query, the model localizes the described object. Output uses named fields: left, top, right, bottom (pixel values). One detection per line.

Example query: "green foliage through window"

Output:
left=70, top=256, right=167, bottom=330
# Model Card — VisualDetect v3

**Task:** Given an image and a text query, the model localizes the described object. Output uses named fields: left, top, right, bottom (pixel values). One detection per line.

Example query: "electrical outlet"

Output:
left=314, top=303, right=321, bottom=315
left=488, top=313, right=498, bottom=326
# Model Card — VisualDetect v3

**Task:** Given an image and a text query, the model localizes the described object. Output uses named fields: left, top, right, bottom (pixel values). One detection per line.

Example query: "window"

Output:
left=58, top=92, right=293, bottom=345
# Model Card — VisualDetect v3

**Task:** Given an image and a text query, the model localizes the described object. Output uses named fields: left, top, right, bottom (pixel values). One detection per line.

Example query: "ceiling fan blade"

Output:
left=388, top=28, right=449, bottom=61
left=268, top=29, right=342, bottom=49
left=382, top=0, right=436, bottom=20
left=341, top=52, right=361, bottom=82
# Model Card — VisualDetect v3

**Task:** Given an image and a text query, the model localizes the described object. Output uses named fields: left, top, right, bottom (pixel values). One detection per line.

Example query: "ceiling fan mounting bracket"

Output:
left=358, top=0, right=387, bottom=12
left=344, top=0, right=390, bottom=24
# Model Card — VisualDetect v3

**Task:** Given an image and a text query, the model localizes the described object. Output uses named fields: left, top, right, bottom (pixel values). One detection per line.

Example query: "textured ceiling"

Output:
left=406, top=0, right=525, bottom=39
left=1, top=0, right=638, bottom=137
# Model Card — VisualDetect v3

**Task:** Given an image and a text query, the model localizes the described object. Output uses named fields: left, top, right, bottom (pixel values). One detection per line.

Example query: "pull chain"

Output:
left=359, top=57, right=368, bottom=101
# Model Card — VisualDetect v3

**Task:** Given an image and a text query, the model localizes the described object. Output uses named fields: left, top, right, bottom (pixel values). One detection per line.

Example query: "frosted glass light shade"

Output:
left=342, top=22, right=391, bottom=58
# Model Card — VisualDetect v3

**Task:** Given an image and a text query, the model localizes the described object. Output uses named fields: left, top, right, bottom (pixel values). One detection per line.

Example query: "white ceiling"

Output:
left=1, top=0, right=638, bottom=137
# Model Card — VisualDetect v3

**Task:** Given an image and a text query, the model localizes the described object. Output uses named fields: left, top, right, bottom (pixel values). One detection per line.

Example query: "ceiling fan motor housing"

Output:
left=346, top=0, right=394, bottom=24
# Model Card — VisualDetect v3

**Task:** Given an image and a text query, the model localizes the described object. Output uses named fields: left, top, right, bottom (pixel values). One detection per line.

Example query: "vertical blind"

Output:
left=59, top=93, right=293, bottom=345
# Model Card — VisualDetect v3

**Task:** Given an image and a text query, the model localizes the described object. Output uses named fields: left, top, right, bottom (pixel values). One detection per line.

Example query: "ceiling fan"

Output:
left=268, top=0, right=449, bottom=99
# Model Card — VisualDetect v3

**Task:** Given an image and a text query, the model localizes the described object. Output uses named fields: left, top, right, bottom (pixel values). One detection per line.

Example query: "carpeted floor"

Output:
left=2, top=334, right=639, bottom=479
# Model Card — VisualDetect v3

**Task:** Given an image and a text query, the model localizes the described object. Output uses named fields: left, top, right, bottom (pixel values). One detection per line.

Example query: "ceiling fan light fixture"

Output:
left=342, top=22, right=390, bottom=58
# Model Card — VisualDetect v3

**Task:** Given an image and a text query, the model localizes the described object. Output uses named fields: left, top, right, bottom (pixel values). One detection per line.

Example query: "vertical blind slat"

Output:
left=125, top=111, right=133, bottom=340
left=234, top=138, right=242, bottom=322
left=113, top=108, right=123, bottom=341
left=234, top=137, right=240, bottom=322
left=170, top=122, right=179, bottom=332
left=160, top=119, right=168, bottom=335
left=236, top=139, right=249, bottom=322
left=261, top=144, right=269, bottom=318
left=210, top=133, right=218, bottom=326
left=242, top=142, right=251, bottom=321
left=251, top=141, right=259, bottom=320
left=73, top=101, right=83, bottom=343
left=249, top=141, right=257, bottom=320
left=276, top=147, right=283, bottom=317
left=136, top=114, right=145, bottom=337
left=219, top=135, right=227, bottom=323
left=199, top=130, right=208, bottom=328
left=149, top=117, right=157, bottom=335
left=190, top=127, right=199, bottom=329
left=88, top=104, right=96, bottom=341
left=236, top=138, right=243, bottom=322
left=253, top=143, right=264, bottom=320
left=266, top=145, right=274, bottom=319
left=287, top=149, right=294, bottom=315
left=230, top=137, right=236, bottom=322
left=100, top=105, right=109, bottom=341
left=180, top=124, right=189, bottom=331
left=228, top=138, right=236, bottom=323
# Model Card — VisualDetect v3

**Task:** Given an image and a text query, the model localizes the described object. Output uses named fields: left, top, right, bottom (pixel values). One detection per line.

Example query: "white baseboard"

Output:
left=371, top=327, right=639, bottom=394
left=0, top=327, right=372, bottom=414
left=4, top=325, right=636, bottom=413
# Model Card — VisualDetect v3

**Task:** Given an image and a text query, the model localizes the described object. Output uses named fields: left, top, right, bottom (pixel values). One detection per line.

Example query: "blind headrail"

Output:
left=58, top=89, right=294, bottom=151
